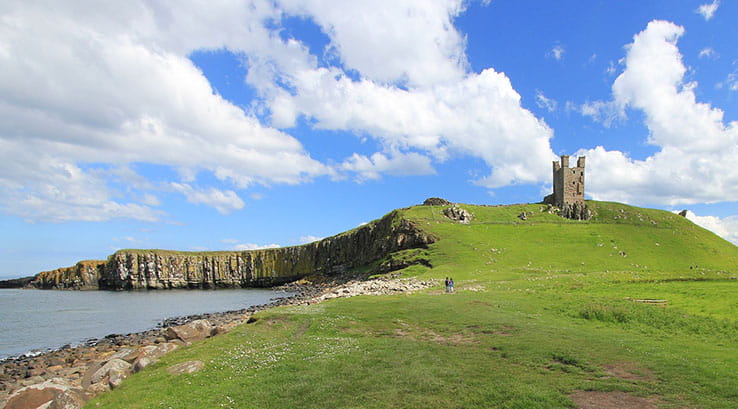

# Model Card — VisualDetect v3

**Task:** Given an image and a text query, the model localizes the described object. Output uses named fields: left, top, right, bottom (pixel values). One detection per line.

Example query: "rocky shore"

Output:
left=0, top=276, right=435, bottom=409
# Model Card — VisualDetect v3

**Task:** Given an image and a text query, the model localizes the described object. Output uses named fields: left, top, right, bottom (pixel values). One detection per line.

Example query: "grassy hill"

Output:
left=89, top=201, right=738, bottom=409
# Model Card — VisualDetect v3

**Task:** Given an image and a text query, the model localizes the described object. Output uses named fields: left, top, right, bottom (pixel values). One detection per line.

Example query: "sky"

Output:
left=1, top=0, right=737, bottom=279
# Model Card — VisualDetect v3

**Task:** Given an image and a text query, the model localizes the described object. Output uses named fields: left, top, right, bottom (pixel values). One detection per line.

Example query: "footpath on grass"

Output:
left=0, top=276, right=435, bottom=409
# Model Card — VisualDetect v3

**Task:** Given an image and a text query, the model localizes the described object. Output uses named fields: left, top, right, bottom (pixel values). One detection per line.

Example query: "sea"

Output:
left=0, top=288, right=292, bottom=359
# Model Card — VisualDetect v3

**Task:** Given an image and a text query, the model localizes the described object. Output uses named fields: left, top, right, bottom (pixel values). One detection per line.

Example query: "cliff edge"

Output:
left=15, top=210, right=435, bottom=290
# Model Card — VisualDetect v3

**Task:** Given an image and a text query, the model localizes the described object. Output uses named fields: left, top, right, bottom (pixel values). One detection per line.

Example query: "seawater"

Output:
left=0, top=288, right=291, bottom=359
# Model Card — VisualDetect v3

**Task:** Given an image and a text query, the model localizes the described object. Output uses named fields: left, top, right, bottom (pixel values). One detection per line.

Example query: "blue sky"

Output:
left=1, top=0, right=737, bottom=278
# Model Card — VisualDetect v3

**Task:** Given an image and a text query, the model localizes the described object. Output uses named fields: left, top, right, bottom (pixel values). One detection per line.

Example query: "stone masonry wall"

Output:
left=545, top=155, right=590, bottom=220
left=552, top=155, right=585, bottom=208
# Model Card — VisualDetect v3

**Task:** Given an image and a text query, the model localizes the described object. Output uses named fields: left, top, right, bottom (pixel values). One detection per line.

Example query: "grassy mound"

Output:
left=88, top=201, right=738, bottom=409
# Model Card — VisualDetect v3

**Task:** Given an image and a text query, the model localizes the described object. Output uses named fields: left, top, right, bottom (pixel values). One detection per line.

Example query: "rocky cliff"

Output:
left=31, top=260, right=105, bottom=290
left=23, top=211, right=436, bottom=290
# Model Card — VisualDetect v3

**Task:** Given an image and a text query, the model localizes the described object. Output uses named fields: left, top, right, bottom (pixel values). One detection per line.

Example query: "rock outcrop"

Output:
left=21, top=211, right=436, bottom=290
left=30, top=261, right=104, bottom=290
left=560, top=202, right=592, bottom=221
left=0, top=276, right=35, bottom=289
left=442, top=205, right=473, bottom=224
left=422, top=197, right=451, bottom=206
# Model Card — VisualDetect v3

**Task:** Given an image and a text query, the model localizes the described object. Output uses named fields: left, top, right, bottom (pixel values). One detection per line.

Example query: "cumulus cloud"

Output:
left=258, top=65, right=556, bottom=187
left=278, top=0, right=468, bottom=87
left=0, top=1, right=328, bottom=221
left=341, top=151, right=435, bottom=181
left=680, top=210, right=738, bottom=244
left=579, top=20, right=738, bottom=206
left=171, top=183, right=245, bottom=215
left=1, top=0, right=558, bottom=222
left=696, top=1, right=720, bottom=21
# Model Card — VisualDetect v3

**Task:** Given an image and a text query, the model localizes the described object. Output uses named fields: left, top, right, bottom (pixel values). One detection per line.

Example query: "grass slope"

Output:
left=89, top=201, right=738, bottom=409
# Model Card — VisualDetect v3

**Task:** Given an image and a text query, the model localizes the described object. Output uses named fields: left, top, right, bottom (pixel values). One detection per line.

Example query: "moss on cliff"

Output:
left=31, top=260, right=105, bottom=290
left=99, top=210, right=435, bottom=290
left=22, top=210, right=433, bottom=290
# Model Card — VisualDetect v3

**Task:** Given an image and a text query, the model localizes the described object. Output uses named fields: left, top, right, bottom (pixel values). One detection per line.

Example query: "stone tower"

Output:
left=544, top=155, right=590, bottom=220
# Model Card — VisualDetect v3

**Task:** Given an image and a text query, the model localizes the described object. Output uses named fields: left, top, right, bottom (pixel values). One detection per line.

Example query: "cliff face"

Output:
left=31, top=260, right=105, bottom=290
left=27, top=211, right=436, bottom=290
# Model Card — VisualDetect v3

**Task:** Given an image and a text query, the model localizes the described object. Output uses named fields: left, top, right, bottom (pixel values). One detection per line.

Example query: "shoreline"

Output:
left=0, top=275, right=436, bottom=407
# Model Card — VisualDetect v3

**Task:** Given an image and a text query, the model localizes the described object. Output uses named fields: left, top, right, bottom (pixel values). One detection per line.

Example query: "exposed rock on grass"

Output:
left=166, top=361, right=204, bottom=375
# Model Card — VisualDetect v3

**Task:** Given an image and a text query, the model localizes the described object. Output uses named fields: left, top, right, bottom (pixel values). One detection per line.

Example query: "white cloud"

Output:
left=0, top=1, right=330, bottom=221
left=535, top=91, right=557, bottom=112
left=0, top=0, right=558, bottom=222
left=580, top=20, right=738, bottom=206
left=549, top=45, right=565, bottom=61
left=726, top=71, right=738, bottom=91
left=605, top=61, right=618, bottom=76
left=696, top=1, right=720, bottom=21
left=341, top=151, right=436, bottom=181
left=171, top=183, right=245, bottom=215
left=234, top=243, right=281, bottom=251
left=680, top=210, right=738, bottom=244
left=579, top=100, right=624, bottom=127
left=698, top=47, right=717, bottom=59
left=259, top=65, right=556, bottom=187
left=299, top=235, right=323, bottom=244
left=279, top=0, right=468, bottom=87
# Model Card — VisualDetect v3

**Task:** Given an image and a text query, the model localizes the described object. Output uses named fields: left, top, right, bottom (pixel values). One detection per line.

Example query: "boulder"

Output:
left=140, top=342, right=178, bottom=361
left=104, top=347, right=139, bottom=364
left=84, top=381, right=109, bottom=397
left=107, top=369, right=128, bottom=389
left=4, top=378, right=86, bottom=409
left=132, top=357, right=154, bottom=373
left=89, top=359, right=131, bottom=385
left=164, top=320, right=214, bottom=344
left=130, top=342, right=179, bottom=373
left=442, top=206, right=473, bottom=224
left=166, top=361, right=204, bottom=375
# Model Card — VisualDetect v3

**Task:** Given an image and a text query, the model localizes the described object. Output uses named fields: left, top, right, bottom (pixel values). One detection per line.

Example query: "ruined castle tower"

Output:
left=544, top=155, right=590, bottom=220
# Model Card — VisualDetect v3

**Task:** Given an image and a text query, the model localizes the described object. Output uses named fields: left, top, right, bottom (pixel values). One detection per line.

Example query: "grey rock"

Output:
left=422, top=197, right=451, bottom=206
left=443, top=206, right=473, bottom=224
left=166, top=361, right=204, bottom=375
left=164, top=320, right=213, bottom=344
left=4, top=378, right=86, bottom=409
left=107, top=369, right=128, bottom=389
left=89, top=359, right=130, bottom=385
left=103, top=348, right=139, bottom=364
left=132, top=357, right=154, bottom=373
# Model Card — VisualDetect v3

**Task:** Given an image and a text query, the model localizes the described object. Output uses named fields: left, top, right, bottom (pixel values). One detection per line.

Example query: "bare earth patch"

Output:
left=603, top=362, right=655, bottom=382
left=391, top=325, right=477, bottom=345
left=570, top=391, right=660, bottom=409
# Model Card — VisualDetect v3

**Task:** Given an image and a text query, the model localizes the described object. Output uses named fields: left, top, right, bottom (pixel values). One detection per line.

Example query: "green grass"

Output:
left=88, top=201, right=738, bottom=408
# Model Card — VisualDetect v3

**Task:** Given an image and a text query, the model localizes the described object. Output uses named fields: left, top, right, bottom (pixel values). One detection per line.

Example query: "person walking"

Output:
left=449, top=278, right=455, bottom=293
left=444, top=277, right=450, bottom=293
